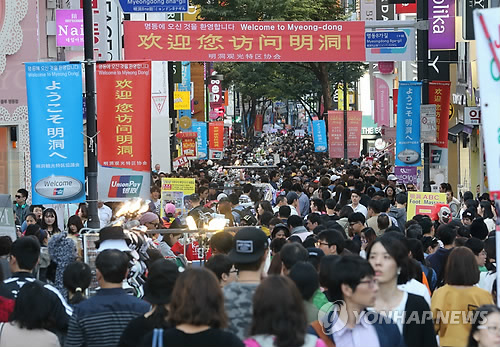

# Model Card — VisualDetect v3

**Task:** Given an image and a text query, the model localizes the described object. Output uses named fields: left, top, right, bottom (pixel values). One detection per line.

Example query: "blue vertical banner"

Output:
left=25, top=62, right=85, bottom=204
left=395, top=81, right=422, bottom=167
left=192, top=120, right=208, bottom=159
left=312, top=120, right=327, bottom=152
left=307, top=118, right=312, bottom=134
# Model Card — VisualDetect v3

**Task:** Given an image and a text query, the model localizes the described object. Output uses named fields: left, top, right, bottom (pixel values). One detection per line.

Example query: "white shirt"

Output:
left=398, top=278, right=431, bottom=307
left=349, top=203, right=368, bottom=218
left=98, top=204, right=113, bottom=228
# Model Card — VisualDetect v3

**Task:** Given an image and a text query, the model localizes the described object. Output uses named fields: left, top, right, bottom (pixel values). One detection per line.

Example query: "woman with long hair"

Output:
left=431, top=247, right=494, bottom=347
left=477, top=200, right=496, bottom=232
left=120, top=259, right=179, bottom=347
left=255, top=201, right=273, bottom=220
left=141, top=268, right=243, bottom=347
left=0, top=281, right=60, bottom=347
left=245, top=275, right=326, bottom=347
left=467, top=305, right=500, bottom=347
left=384, top=186, right=396, bottom=206
left=367, top=235, right=437, bottom=347
left=40, top=208, right=61, bottom=236
left=66, top=215, right=84, bottom=258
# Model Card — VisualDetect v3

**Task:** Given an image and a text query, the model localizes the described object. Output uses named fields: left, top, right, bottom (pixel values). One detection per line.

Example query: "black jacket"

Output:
left=0, top=272, right=72, bottom=332
left=403, top=293, right=437, bottom=347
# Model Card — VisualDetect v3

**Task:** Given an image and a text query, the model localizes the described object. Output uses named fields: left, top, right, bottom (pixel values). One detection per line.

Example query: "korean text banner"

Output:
left=312, top=120, right=327, bottom=153
left=428, top=0, right=455, bottom=49
left=96, top=61, right=151, bottom=201
left=473, top=8, right=500, bottom=194
left=192, top=121, right=207, bottom=159
left=327, top=111, right=363, bottom=158
left=209, top=121, right=224, bottom=150
left=395, top=81, right=422, bottom=167
left=429, top=81, right=451, bottom=149
left=124, top=21, right=366, bottom=62
left=25, top=62, right=85, bottom=204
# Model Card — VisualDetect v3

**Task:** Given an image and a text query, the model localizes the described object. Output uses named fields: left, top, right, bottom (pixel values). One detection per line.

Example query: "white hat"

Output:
left=387, top=174, right=398, bottom=181
left=331, top=175, right=340, bottom=181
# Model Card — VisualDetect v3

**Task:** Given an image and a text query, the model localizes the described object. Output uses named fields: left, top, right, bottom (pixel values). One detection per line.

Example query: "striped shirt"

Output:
left=64, top=287, right=150, bottom=347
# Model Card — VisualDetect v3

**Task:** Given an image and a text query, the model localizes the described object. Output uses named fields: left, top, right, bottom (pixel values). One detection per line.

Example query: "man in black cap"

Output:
left=224, top=227, right=268, bottom=340
left=187, top=193, right=212, bottom=227
left=207, top=182, right=220, bottom=201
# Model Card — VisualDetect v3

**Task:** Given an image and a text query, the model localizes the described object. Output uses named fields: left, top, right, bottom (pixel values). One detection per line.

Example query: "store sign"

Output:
left=407, top=192, right=447, bottom=219
left=376, top=0, right=395, bottom=19
left=463, top=0, right=488, bottom=40
left=56, top=10, right=84, bottom=47
left=124, top=21, right=366, bottom=62
left=428, top=0, right=456, bottom=49
left=464, top=107, right=481, bottom=125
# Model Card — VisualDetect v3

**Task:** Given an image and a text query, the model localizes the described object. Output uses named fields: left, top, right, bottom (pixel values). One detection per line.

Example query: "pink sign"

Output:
left=56, top=10, right=84, bottom=47
left=328, top=111, right=363, bottom=159
left=374, top=77, right=390, bottom=127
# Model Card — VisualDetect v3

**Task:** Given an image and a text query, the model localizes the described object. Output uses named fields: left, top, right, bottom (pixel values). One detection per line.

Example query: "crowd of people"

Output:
left=1, top=132, right=499, bottom=347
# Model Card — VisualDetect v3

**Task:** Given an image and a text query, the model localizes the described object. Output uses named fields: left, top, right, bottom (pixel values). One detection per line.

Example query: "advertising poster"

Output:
left=124, top=21, right=366, bottom=62
left=160, top=177, right=195, bottom=218
left=312, top=120, right=327, bottom=153
left=25, top=62, right=85, bottom=204
left=254, top=114, right=264, bottom=133
left=177, top=62, right=191, bottom=129
left=394, top=166, right=418, bottom=184
left=407, top=192, right=447, bottom=219
left=395, top=81, right=422, bottom=167
left=96, top=61, right=151, bottom=201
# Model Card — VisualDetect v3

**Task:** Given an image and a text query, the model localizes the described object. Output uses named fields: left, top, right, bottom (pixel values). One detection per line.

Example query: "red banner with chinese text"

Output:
left=124, top=21, right=366, bottom=62
left=254, top=114, right=264, bottom=132
left=328, top=111, right=344, bottom=159
left=96, top=61, right=151, bottom=172
left=428, top=81, right=450, bottom=149
left=328, top=111, right=362, bottom=159
left=209, top=121, right=224, bottom=150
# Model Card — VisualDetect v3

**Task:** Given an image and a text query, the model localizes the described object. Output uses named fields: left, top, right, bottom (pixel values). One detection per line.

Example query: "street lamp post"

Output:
left=82, top=0, right=100, bottom=228
left=417, top=0, right=431, bottom=192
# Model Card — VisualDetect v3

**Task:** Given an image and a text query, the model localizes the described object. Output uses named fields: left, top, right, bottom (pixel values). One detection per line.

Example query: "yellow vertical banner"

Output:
left=338, top=83, right=344, bottom=110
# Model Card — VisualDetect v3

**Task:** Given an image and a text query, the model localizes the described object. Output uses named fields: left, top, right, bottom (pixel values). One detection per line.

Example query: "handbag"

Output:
left=151, top=328, right=164, bottom=347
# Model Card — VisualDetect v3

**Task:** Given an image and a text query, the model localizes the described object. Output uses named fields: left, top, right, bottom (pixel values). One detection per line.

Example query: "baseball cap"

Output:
left=209, top=182, right=218, bottom=189
left=387, top=174, right=398, bottom=181
left=186, top=193, right=200, bottom=201
left=228, top=227, right=269, bottom=264
left=462, top=210, right=474, bottom=220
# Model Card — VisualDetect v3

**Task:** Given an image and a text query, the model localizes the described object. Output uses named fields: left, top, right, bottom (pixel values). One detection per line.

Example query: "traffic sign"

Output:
left=118, top=0, right=188, bottom=13
left=365, top=31, right=408, bottom=48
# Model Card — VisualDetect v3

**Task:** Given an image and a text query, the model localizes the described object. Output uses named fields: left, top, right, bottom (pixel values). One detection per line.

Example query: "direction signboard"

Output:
left=118, top=0, right=188, bottom=13
left=365, top=31, right=407, bottom=48
left=365, top=25, right=415, bottom=62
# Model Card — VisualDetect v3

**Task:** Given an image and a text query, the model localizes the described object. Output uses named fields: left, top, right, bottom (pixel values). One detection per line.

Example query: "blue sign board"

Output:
left=395, top=81, right=422, bottom=167
left=192, top=121, right=208, bottom=159
left=365, top=31, right=408, bottom=48
left=118, top=0, right=188, bottom=13
left=312, top=120, right=327, bottom=153
left=25, top=62, right=85, bottom=204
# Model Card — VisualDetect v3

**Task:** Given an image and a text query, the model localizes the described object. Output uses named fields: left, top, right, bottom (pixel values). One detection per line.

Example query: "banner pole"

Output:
left=417, top=0, right=431, bottom=192
left=83, top=0, right=100, bottom=228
